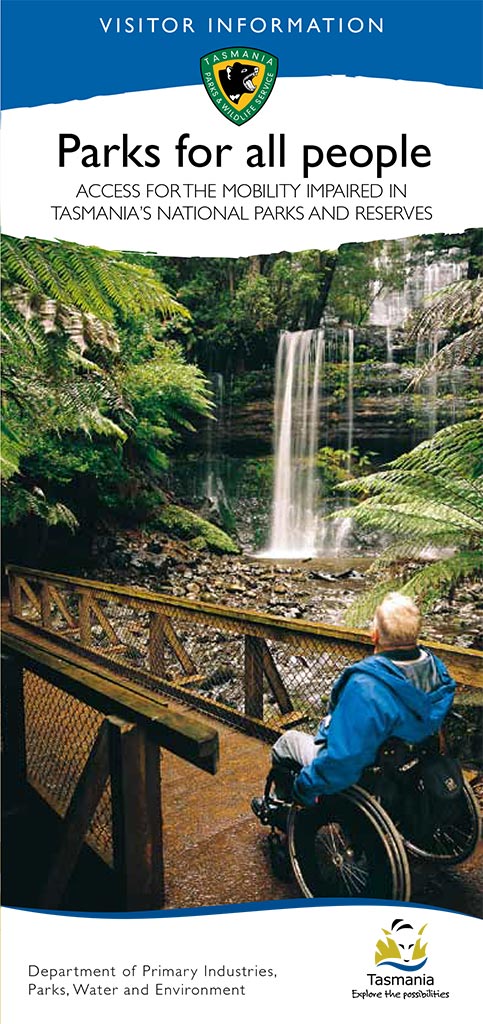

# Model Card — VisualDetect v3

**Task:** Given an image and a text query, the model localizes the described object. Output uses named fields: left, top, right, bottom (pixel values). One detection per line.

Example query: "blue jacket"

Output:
left=292, top=650, right=456, bottom=806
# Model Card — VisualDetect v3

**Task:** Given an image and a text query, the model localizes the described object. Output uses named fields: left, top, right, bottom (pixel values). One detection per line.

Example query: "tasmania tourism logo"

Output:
left=351, top=920, right=450, bottom=1000
left=375, top=919, right=428, bottom=971
left=200, top=48, right=279, bottom=123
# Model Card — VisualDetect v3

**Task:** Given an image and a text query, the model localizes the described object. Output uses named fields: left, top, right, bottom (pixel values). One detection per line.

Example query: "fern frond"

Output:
left=1, top=235, right=189, bottom=322
left=410, top=326, right=483, bottom=385
left=344, top=551, right=483, bottom=627
left=407, top=278, right=483, bottom=345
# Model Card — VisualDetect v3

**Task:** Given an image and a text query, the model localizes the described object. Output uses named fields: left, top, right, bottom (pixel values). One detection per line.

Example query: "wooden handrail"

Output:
left=2, top=632, right=219, bottom=774
left=5, top=564, right=483, bottom=690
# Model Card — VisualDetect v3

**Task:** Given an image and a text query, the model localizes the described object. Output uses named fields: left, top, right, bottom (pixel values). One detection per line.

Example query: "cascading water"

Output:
left=346, top=326, right=354, bottom=470
left=205, top=372, right=227, bottom=509
left=261, top=329, right=325, bottom=558
left=370, top=244, right=466, bottom=327
left=386, top=326, right=394, bottom=364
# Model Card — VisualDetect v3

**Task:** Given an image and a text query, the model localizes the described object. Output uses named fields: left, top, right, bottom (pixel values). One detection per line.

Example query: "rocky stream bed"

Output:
left=90, top=529, right=483, bottom=650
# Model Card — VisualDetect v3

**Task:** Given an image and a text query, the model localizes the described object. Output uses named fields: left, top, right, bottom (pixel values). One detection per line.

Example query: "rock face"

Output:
left=188, top=358, right=477, bottom=458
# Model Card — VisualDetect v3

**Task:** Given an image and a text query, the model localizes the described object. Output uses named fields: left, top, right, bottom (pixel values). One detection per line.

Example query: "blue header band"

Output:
left=2, top=0, right=482, bottom=109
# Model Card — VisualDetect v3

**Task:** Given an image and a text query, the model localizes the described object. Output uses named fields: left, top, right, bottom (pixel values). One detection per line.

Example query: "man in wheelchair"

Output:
left=251, top=593, right=480, bottom=897
left=251, top=592, right=456, bottom=819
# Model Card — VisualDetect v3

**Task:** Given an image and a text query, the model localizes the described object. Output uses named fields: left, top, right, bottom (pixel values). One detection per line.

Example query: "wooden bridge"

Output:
left=2, top=565, right=482, bottom=914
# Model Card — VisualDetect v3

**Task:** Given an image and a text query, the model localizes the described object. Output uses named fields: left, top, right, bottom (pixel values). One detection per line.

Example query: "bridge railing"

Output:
left=2, top=629, right=218, bottom=912
left=6, top=565, right=483, bottom=741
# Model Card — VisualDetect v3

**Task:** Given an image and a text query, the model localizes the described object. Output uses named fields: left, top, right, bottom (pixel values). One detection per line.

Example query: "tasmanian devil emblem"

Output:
left=218, top=62, right=259, bottom=104
left=200, top=50, right=279, bottom=124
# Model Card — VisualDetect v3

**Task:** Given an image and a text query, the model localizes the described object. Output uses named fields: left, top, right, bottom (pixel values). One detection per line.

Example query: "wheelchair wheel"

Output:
left=401, top=777, right=482, bottom=865
left=287, top=785, right=411, bottom=901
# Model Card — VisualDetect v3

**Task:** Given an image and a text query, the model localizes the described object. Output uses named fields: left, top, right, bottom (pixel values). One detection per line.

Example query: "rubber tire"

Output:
left=402, top=777, right=482, bottom=865
left=287, top=785, right=411, bottom=902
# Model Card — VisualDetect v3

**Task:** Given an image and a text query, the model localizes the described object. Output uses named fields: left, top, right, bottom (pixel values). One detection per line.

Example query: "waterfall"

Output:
left=370, top=244, right=466, bottom=327
left=205, top=372, right=226, bottom=508
left=414, top=331, right=442, bottom=440
left=386, top=326, right=394, bottom=364
left=346, top=326, right=354, bottom=470
left=262, top=329, right=325, bottom=558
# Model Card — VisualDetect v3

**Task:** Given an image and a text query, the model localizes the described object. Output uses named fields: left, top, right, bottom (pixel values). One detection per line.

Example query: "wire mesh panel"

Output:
left=23, top=670, right=113, bottom=861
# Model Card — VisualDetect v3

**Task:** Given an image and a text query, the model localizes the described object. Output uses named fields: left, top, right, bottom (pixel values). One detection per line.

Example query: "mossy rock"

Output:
left=155, top=504, right=239, bottom=554
left=190, top=536, right=209, bottom=552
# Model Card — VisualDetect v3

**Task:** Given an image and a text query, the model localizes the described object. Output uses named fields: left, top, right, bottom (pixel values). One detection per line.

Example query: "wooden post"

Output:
left=1, top=653, right=27, bottom=812
left=244, top=635, right=264, bottom=720
left=39, top=719, right=110, bottom=909
left=40, top=584, right=52, bottom=628
left=108, top=718, right=164, bottom=911
left=149, top=613, right=166, bottom=676
left=8, top=574, right=22, bottom=617
left=79, top=594, right=92, bottom=645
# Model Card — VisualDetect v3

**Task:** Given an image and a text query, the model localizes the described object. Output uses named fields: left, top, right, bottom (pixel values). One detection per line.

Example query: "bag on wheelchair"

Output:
left=403, top=753, right=464, bottom=838
left=369, top=737, right=465, bottom=841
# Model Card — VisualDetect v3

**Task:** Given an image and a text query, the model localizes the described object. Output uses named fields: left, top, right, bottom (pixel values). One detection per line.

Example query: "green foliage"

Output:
left=162, top=250, right=336, bottom=368
left=338, top=420, right=483, bottom=624
left=327, top=240, right=407, bottom=325
left=1, top=235, right=217, bottom=549
left=1, top=481, right=79, bottom=531
left=1, top=236, right=187, bottom=323
left=154, top=504, right=239, bottom=554
left=122, top=340, right=213, bottom=474
left=316, top=446, right=374, bottom=487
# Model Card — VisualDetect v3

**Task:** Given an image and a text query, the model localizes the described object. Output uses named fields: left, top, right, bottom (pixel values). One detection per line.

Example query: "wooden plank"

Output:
left=48, top=585, right=76, bottom=629
left=109, top=719, right=164, bottom=910
left=89, top=598, right=119, bottom=645
left=245, top=635, right=264, bottom=720
left=171, top=674, right=206, bottom=687
left=273, top=710, right=310, bottom=729
left=18, top=578, right=41, bottom=614
left=2, top=630, right=219, bottom=773
left=162, top=617, right=197, bottom=675
left=1, top=652, right=27, bottom=811
left=439, top=650, right=483, bottom=690
left=259, top=639, right=293, bottom=714
left=149, top=612, right=166, bottom=677
left=39, top=720, right=110, bottom=909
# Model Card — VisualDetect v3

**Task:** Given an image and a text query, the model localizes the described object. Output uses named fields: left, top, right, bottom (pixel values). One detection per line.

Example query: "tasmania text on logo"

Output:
left=200, top=49, right=279, bottom=123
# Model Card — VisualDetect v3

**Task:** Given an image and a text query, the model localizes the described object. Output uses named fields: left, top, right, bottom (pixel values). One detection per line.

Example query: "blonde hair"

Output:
left=372, top=592, right=421, bottom=648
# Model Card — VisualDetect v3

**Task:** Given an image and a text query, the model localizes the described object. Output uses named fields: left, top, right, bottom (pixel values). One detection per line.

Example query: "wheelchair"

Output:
left=258, top=735, right=481, bottom=902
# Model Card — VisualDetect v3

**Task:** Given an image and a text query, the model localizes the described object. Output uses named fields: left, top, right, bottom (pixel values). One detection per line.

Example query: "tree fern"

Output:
left=336, top=420, right=483, bottom=626
left=408, top=278, right=483, bottom=385
left=1, top=236, right=188, bottom=322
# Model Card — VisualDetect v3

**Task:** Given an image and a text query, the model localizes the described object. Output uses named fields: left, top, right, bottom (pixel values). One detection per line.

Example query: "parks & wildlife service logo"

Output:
left=375, top=918, right=428, bottom=971
left=200, top=48, right=279, bottom=123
